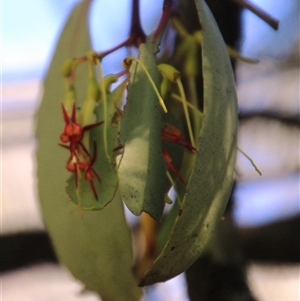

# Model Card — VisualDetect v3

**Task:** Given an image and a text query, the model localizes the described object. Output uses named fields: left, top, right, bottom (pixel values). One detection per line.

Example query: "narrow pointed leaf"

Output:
left=118, top=43, right=168, bottom=222
left=140, top=0, right=238, bottom=285
left=36, top=1, right=141, bottom=299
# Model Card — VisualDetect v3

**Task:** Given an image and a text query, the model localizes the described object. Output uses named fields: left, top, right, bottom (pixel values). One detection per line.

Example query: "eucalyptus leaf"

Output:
left=140, top=0, right=238, bottom=285
left=35, top=1, right=141, bottom=299
left=118, top=43, right=168, bottom=222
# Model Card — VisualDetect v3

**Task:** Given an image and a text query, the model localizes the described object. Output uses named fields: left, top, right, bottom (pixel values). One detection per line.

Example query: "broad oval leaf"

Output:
left=118, top=43, right=168, bottom=222
left=35, top=1, right=141, bottom=299
left=140, top=0, right=238, bottom=285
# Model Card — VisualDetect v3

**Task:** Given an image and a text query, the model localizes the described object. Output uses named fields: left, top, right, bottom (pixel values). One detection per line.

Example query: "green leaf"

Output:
left=35, top=1, right=141, bottom=299
left=140, top=0, right=238, bottom=285
left=118, top=43, right=168, bottom=222
left=66, top=82, right=124, bottom=210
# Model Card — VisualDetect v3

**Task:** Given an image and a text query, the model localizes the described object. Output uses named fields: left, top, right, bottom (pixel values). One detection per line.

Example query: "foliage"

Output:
left=36, top=0, right=238, bottom=298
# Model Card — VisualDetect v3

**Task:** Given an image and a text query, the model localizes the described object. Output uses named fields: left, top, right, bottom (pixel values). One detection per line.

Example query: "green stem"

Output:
left=131, top=57, right=168, bottom=113
left=176, top=79, right=196, bottom=148
left=96, top=59, right=110, bottom=162
left=170, top=93, right=202, bottom=116
left=187, top=76, right=203, bottom=140
left=238, top=147, right=262, bottom=176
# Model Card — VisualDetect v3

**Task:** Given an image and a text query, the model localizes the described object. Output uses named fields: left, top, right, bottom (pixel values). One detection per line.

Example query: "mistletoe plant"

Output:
left=35, top=0, right=244, bottom=299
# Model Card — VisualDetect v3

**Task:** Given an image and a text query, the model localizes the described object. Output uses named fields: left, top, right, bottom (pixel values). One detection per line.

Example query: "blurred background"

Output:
left=1, top=0, right=299, bottom=300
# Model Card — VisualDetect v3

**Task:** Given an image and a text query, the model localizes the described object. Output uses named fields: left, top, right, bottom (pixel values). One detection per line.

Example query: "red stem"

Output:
left=153, top=0, right=173, bottom=42
left=232, top=0, right=279, bottom=30
left=129, top=0, right=146, bottom=47
left=97, top=0, right=146, bottom=59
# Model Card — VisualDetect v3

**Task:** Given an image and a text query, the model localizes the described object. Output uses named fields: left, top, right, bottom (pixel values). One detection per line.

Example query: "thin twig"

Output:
left=232, top=0, right=279, bottom=30
left=238, top=147, right=262, bottom=176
